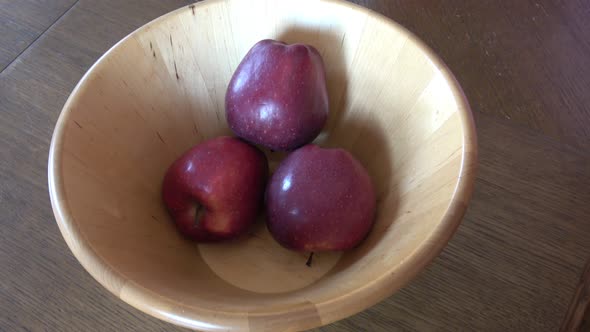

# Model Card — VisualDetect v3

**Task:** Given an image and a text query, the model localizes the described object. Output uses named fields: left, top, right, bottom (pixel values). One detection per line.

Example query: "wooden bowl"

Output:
left=48, top=0, right=477, bottom=330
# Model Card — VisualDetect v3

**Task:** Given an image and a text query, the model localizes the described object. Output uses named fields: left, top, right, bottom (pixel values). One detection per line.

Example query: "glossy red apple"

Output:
left=226, top=39, right=329, bottom=151
left=162, top=136, right=268, bottom=242
left=266, top=145, right=376, bottom=251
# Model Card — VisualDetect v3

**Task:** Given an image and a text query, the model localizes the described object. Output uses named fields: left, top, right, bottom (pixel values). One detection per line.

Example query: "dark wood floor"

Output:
left=1, top=1, right=589, bottom=331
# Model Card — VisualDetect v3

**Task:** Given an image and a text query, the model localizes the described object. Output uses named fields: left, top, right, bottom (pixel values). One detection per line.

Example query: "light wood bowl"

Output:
left=48, top=0, right=477, bottom=331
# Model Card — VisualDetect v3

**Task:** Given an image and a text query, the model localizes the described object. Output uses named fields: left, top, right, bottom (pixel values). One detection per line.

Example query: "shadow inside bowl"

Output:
left=51, top=2, right=473, bottom=329
left=198, top=26, right=398, bottom=294
left=322, top=112, right=399, bottom=270
left=277, top=26, right=350, bottom=138
left=198, top=114, right=398, bottom=294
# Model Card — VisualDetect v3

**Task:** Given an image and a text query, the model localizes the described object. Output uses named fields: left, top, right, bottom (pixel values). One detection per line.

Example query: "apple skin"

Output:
left=226, top=39, right=329, bottom=151
left=266, top=145, right=376, bottom=251
left=162, top=136, right=268, bottom=242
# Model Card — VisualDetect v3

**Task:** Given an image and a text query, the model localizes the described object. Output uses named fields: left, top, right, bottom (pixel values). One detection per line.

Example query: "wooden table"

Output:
left=1, top=1, right=589, bottom=331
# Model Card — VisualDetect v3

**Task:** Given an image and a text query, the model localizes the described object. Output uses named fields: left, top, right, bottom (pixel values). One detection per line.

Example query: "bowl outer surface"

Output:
left=48, top=0, right=477, bottom=331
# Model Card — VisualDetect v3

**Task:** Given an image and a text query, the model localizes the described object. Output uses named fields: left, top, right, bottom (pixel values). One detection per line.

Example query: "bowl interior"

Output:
left=49, top=0, right=475, bottom=330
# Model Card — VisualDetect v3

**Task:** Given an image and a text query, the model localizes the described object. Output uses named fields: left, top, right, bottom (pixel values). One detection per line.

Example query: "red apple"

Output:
left=226, top=39, right=329, bottom=151
left=266, top=145, right=376, bottom=251
left=162, top=136, right=268, bottom=242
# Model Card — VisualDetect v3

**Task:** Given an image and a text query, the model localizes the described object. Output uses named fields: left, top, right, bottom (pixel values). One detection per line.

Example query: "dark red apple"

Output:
left=225, top=39, right=329, bottom=151
left=162, top=136, right=268, bottom=242
left=266, top=145, right=376, bottom=251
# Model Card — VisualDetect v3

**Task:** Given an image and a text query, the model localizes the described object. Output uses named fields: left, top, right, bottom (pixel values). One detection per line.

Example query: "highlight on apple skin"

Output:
left=162, top=136, right=268, bottom=242
left=226, top=39, right=329, bottom=151
left=266, top=144, right=377, bottom=251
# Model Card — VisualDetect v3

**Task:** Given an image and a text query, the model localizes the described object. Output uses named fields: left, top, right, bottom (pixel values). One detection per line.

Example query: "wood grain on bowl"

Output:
left=3, top=0, right=590, bottom=331
left=47, top=0, right=475, bottom=330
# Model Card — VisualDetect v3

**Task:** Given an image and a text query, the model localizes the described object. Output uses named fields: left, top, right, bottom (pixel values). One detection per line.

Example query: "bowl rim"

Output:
left=48, top=0, right=477, bottom=330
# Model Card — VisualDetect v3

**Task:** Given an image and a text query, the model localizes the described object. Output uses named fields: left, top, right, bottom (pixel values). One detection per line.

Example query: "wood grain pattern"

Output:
left=0, top=1, right=193, bottom=331
left=48, top=1, right=475, bottom=330
left=562, top=260, right=590, bottom=332
left=1, top=0, right=590, bottom=331
left=357, top=0, right=590, bottom=151
left=0, top=0, right=77, bottom=71
left=316, top=113, right=590, bottom=331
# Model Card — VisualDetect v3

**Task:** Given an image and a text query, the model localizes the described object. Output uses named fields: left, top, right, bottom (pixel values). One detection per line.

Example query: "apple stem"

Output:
left=305, top=252, right=314, bottom=267
left=194, top=204, right=205, bottom=226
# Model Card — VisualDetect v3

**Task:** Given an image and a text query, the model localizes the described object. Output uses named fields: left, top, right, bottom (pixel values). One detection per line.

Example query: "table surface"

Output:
left=1, top=1, right=589, bottom=331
